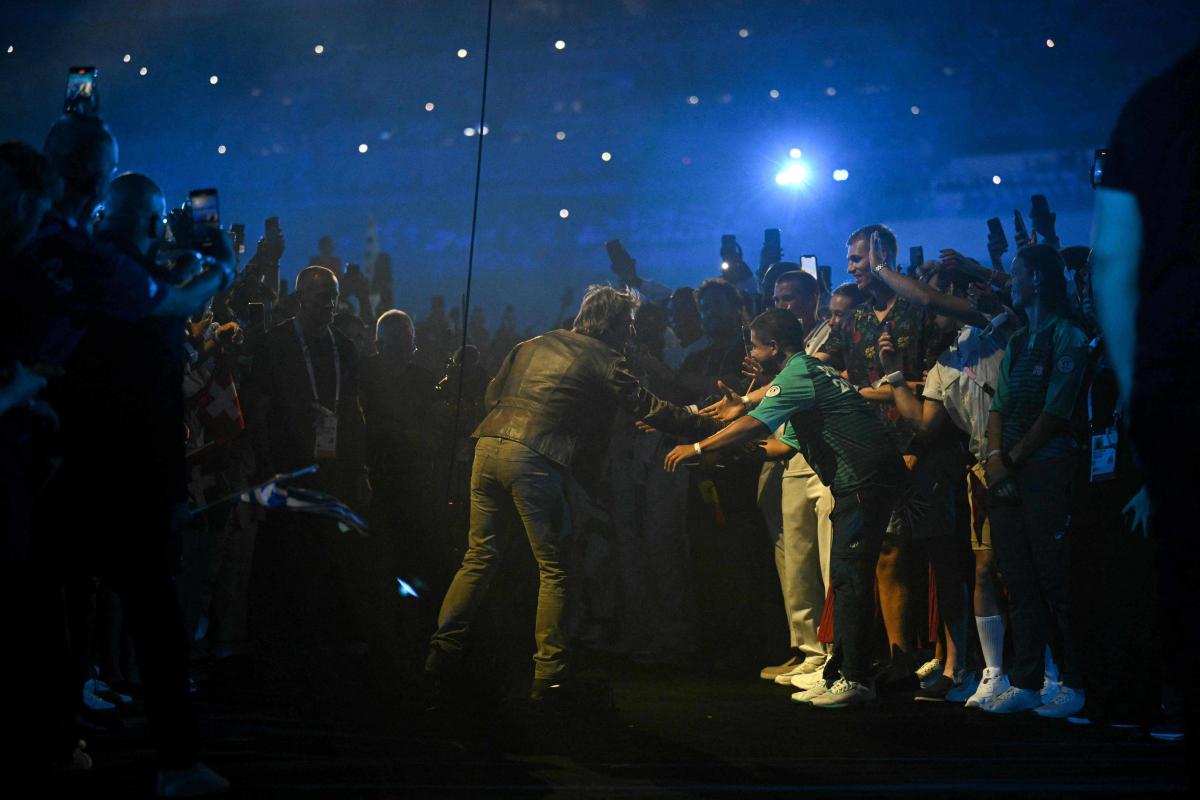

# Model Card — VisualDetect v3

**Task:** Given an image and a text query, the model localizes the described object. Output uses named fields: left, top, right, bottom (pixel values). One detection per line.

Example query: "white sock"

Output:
left=1044, top=645, right=1060, bottom=683
left=975, top=615, right=1005, bottom=672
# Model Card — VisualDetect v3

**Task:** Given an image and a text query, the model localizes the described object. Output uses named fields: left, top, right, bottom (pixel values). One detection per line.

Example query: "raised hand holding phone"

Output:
left=986, top=217, right=1008, bottom=271
left=1029, top=194, right=1058, bottom=248
left=1013, top=210, right=1031, bottom=249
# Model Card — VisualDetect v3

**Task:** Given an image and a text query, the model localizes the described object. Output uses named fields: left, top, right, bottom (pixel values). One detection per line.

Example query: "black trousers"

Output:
left=988, top=457, right=1080, bottom=691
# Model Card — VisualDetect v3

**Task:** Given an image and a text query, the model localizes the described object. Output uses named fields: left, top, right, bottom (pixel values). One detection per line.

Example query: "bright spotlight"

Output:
left=775, top=162, right=811, bottom=187
left=789, top=148, right=802, bottom=159
left=832, top=169, right=849, bottom=182
left=217, top=145, right=227, bottom=154
left=721, top=261, right=730, bottom=270
left=992, top=175, right=1002, bottom=185
left=554, top=40, right=566, bottom=50
left=209, top=75, right=219, bottom=85
left=559, top=208, right=570, bottom=219
left=314, top=44, right=325, bottom=54
left=457, top=48, right=468, bottom=58
left=358, top=143, right=369, bottom=153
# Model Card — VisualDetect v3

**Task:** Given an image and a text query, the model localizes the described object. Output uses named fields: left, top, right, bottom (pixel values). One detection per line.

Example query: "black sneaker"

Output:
left=914, top=674, right=956, bottom=702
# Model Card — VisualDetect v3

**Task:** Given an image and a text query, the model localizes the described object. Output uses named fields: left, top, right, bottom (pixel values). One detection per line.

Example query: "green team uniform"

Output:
left=990, top=313, right=1090, bottom=459
left=749, top=353, right=903, bottom=496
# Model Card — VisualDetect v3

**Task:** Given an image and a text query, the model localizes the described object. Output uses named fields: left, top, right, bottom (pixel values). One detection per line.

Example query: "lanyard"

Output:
left=293, top=319, right=340, bottom=410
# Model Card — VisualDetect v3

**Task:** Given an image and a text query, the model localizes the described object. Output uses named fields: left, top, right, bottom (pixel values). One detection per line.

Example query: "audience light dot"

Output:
left=424, top=102, right=435, bottom=112
left=601, top=151, right=612, bottom=162
left=833, top=169, right=850, bottom=181
left=209, top=75, right=219, bottom=85
left=769, top=89, right=780, bottom=99
left=555, top=130, right=566, bottom=141
left=910, top=105, right=920, bottom=115
left=992, top=175, right=1002, bottom=185
left=789, top=148, right=802, bottom=159
left=314, top=44, right=325, bottom=54
left=464, top=127, right=476, bottom=137
left=738, top=28, right=750, bottom=38
left=138, top=66, right=148, bottom=76
left=1046, top=38, right=1055, bottom=48
left=481, top=126, right=489, bottom=135
left=122, top=54, right=131, bottom=63
left=554, top=40, right=566, bottom=50
left=721, top=261, right=730, bottom=270
left=825, top=86, right=837, bottom=96
left=217, top=145, right=227, bottom=154
left=358, top=143, right=369, bottom=153
left=457, top=48, right=468, bottom=58
left=6, top=45, right=13, bottom=54
left=687, top=95, right=699, bottom=105
left=559, top=208, right=570, bottom=219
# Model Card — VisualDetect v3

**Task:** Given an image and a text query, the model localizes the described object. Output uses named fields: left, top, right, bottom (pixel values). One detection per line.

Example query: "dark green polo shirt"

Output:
left=748, top=352, right=903, bottom=496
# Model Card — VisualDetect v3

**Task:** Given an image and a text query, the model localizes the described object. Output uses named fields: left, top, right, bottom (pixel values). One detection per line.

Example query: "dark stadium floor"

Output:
left=52, top=648, right=1188, bottom=798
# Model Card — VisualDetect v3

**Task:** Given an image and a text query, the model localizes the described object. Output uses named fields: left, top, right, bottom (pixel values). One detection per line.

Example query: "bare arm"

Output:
left=873, top=265, right=990, bottom=329
left=1090, top=188, right=1142, bottom=409
left=663, top=415, right=770, bottom=472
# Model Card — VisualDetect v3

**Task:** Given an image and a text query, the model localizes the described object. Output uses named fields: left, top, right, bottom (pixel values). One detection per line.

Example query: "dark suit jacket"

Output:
left=473, top=329, right=710, bottom=469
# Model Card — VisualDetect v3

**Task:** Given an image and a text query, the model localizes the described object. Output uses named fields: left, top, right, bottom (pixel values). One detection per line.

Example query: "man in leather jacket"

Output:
left=426, top=286, right=711, bottom=700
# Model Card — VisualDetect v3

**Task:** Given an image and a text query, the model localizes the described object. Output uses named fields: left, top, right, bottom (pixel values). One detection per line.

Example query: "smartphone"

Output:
left=908, top=246, right=924, bottom=273
left=1013, top=209, right=1029, bottom=241
left=264, top=216, right=281, bottom=237
left=741, top=325, right=754, bottom=356
left=800, top=254, right=818, bottom=278
left=189, top=188, right=220, bottom=228
left=230, top=223, right=245, bottom=254
left=987, top=217, right=1007, bottom=246
left=1090, top=149, right=1107, bottom=189
left=1031, top=194, right=1051, bottom=221
left=604, top=239, right=634, bottom=272
left=64, top=66, right=99, bottom=115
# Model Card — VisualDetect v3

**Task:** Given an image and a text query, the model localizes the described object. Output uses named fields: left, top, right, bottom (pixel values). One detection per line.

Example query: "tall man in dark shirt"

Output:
left=244, top=265, right=368, bottom=649
left=426, top=286, right=711, bottom=699
left=1092, top=46, right=1199, bottom=741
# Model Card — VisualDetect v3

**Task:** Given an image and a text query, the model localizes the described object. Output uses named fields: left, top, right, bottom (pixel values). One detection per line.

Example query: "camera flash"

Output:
left=209, top=75, right=219, bottom=85
left=559, top=209, right=570, bottom=219
left=554, top=40, right=566, bottom=50
left=358, top=144, right=369, bottom=153
left=457, top=49, right=468, bottom=58
left=217, top=145, right=226, bottom=154
left=601, top=152, right=612, bottom=162
left=314, top=45, right=325, bottom=54
left=769, top=89, right=780, bottom=99
left=992, top=175, right=1002, bottom=185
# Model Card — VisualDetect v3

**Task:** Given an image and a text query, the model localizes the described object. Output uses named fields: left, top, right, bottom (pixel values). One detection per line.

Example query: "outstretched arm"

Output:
left=663, top=415, right=770, bottom=472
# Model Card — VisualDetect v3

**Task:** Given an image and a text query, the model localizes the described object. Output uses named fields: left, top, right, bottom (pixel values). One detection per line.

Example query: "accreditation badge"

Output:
left=1089, top=426, right=1118, bottom=483
left=313, top=404, right=339, bottom=461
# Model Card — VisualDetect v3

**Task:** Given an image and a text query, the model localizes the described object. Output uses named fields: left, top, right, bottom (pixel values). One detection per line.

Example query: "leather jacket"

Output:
left=473, top=329, right=710, bottom=469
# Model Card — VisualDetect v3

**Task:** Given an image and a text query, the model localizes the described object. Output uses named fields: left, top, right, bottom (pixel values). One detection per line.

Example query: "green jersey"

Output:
left=748, top=353, right=904, bottom=496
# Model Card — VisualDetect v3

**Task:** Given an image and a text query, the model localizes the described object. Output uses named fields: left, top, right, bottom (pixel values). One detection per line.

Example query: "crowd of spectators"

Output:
left=3, top=48, right=1194, bottom=796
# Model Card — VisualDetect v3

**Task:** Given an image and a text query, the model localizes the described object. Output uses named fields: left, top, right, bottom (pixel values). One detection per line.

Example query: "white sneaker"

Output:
left=789, top=668, right=827, bottom=690
left=155, top=761, right=230, bottom=797
left=791, top=680, right=831, bottom=704
left=1035, top=686, right=1085, bottom=718
left=809, top=677, right=876, bottom=709
left=1041, top=677, right=1062, bottom=704
left=965, top=668, right=1009, bottom=709
left=915, top=658, right=944, bottom=689
left=944, top=671, right=979, bottom=703
left=774, top=655, right=827, bottom=685
left=981, top=686, right=1042, bottom=714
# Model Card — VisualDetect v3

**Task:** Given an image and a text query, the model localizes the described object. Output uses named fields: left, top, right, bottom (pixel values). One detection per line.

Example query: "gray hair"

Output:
left=572, top=284, right=638, bottom=340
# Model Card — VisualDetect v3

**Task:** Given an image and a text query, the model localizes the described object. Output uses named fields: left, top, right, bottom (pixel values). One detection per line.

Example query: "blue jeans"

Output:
left=429, top=437, right=573, bottom=680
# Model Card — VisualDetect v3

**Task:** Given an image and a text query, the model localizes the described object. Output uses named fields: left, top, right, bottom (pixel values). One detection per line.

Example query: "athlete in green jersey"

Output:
left=664, top=309, right=905, bottom=708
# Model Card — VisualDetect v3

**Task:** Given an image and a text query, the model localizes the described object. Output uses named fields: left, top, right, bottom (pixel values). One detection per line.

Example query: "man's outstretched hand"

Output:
left=699, top=380, right=748, bottom=424
left=664, top=444, right=699, bottom=472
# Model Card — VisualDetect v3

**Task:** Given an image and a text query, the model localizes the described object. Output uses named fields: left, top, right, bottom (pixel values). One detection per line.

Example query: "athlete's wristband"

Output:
left=693, top=442, right=703, bottom=456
